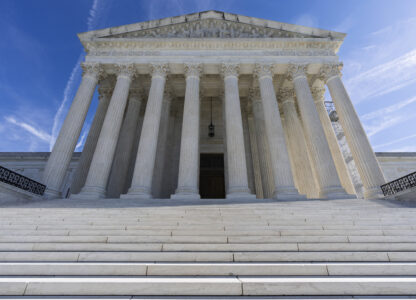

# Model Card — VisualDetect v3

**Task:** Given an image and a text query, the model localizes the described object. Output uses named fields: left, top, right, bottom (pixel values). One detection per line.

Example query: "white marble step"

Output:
left=2, top=276, right=416, bottom=296
left=0, top=251, right=408, bottom=262
left=3, top=242, right=416, bottom=252
left=1, top=262, right=416, bottom=276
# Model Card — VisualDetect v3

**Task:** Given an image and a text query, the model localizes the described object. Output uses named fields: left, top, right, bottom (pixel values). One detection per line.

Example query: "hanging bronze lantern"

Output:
left=208, top=97, right=215, bottom=137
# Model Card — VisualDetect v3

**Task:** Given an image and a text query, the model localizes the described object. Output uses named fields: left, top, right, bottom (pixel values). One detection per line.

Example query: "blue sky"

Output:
left=1, top=0, right=416, bottom=152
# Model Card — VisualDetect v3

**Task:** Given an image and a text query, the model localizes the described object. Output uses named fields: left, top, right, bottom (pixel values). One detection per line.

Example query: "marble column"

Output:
left=280, top=88, right=319, bottom=198
left=321, top=63, right=385, bottom=199
left=123, top=64, right=169, bottom=199
left=250, top=88, right=274, bottom=198
left=221, top=63, right=255, bottom=199
left=106, top=88, right=143, bottom=198
left=70, top=84, right=112, bottom=195
left=246, top=102, right=264, bottom=199
left=288, top=64, right=350, bottom=199
left=254, top=64, right=301, bottom=200
left=152, top=89, right=173, bottom=198
left=43, top=63, right=102, bottom=199
left=312, top=85, right=356, bottom=196
left=172, top=64, right=202, bottom=199
left=76, top=64, right=136, bottom=199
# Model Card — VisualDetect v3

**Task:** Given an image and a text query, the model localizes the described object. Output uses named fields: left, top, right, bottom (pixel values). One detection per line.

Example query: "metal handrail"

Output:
left=0, top=165, right=46, bottom=196
left=380, top=171, right=416, bottom=196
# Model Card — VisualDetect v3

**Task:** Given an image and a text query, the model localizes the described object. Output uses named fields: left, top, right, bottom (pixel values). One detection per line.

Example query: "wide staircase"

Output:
left=1, top=197, right=416, bottom=298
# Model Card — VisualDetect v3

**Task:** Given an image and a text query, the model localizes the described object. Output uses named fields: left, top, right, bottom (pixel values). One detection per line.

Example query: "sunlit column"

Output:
left=43, top=63, right=102, bottom=199
left=321, top=63, right=385, bottom=199
left=255, top=64, right=302, bottom=200
left=280, top=87, right=318, bottom=198
left=221, top=63, right=255, bottom=199
left=172, top=64, right=202, bottom=199
left=288, top=64, right=350, bottom=199
left=311, top=85, right=356, bottom=196
left=76, top=64, right=136, bottom=199
left=70, top=84, right=112, bottom=195
left=123, top=64, right=169, bottom=199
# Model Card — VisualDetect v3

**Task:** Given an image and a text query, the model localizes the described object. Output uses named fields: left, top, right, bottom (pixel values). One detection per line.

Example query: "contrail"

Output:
left=49, top=0, right=104, bottom=151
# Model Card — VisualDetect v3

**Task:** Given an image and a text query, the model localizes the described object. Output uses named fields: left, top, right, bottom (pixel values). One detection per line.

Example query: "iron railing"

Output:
left=0, top=165, right=46, bottom=196
left=381, top=171, right=416, bottom=196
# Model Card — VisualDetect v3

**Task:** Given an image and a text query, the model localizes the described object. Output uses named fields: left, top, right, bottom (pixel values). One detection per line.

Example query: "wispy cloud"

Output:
left=361, top=95, right=416, bottom=121
left=5, top=116, right=52, bottom=143
left=50, top=55, right=82, bottom=150
left=49, top=0, right=106, bottom=151
left=346, top=49, right=416, bottom=103
left=374, top=133, right=416, bottom=150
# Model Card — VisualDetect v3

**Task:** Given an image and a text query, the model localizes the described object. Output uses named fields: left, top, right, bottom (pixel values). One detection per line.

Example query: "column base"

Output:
left=273, top=186, right=306, bottom=201
left=121, top=186, right=152, bottom=200
left=70, top=185, right=106, bottom=200
left=320, top=185, right=356, bottom=200
left=43, top=187, right=61, bottom=200
left=226, top=192, right=256, bottom=200
left=363, top=186, right=384, bottom=200
left=171, top=193, right=201, bottom=200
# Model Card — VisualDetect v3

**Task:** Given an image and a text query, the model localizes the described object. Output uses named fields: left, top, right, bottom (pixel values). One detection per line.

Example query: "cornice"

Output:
left=81, top=38, right=341, bottom=55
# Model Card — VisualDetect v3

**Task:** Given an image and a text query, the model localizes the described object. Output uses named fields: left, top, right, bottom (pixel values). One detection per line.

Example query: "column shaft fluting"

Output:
left=152, top=91, right=172, bottom=198
left=289, top=65, right=349, bottom=199
left=43, top=63, right=101, bottom=198
left=221, top=64, right=254, bottom=199
left=70, top=85, right=111, bottom=195
left=106, top=89, right=143, bottom=198
left=322, top=64, right=385, bottom=199
left=77, top=64, right=135, bottom=199
left=124, top=64, right=169, bottom=199
left=246, top=107, right=264, bottom=199
left=172, top=64, right=202, bottom=199
left=280, top=90, right=318, bottom=198
left=312, top=86, right=356, bottom=195
left=251, top=91, right=274, bottom=198
left=255, top=65, right=301, bottom=200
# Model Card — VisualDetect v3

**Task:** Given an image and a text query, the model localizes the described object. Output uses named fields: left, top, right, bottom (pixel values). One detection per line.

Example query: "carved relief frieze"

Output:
left=105, top=19, right=317, bottom=39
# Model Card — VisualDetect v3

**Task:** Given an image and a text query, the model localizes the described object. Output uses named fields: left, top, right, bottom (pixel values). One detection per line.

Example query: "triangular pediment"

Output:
left=79, top=11, right=345, bottom=41
left=103, top=19, right=316, bottom=39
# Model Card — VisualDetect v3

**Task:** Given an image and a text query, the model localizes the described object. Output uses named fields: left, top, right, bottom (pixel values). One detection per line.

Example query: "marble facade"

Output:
left=39, top=11, right=387, bottom=200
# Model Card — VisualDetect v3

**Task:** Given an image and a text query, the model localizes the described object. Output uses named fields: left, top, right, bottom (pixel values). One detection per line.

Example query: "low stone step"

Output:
left=2, top=242, right=416, bottom=252
left=2, top=276, right=416, bottom=296
left=1, top=262, right=416, bottom=276
left=0, top=251, right=400, bottom=262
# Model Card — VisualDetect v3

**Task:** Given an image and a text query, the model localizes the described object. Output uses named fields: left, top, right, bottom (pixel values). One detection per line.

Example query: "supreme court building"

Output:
left=41, top=11, right=386, bottom=201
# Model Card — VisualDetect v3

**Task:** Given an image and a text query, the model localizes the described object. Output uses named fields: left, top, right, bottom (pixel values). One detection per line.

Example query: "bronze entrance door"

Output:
left=199, top=153, right=225, bottom=199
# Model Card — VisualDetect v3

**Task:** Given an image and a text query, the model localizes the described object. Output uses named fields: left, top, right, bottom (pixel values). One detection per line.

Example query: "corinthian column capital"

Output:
left=253, top=64, right=273, bottom=79
left=184, top=63, right=203, bottom=78
left=150, top=63, right=170, bottom=78
left=320, top=63, right=343, bottom=82
left=115, top=64, right=137, bottom=78
left=220, top=63, right=240, bottom=78
left=311, top=86, right=326, bottom=103
left=81, top=63, right=104, bottom=79
left=287, top=64, right=308, bottom=81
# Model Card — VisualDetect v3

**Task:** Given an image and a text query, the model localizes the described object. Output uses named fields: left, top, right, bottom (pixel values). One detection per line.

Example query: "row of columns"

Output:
left=43, top=62, right=385, bottom=200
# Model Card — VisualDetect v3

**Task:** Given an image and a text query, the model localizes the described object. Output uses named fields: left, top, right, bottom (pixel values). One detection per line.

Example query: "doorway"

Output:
left=199, top=153, right=226, bottom=199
